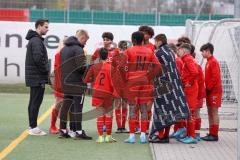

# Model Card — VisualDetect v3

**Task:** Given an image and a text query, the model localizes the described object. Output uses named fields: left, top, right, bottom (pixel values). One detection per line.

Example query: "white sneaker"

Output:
left=28, top=127, right=47, bottom=136
left=68, top=130, right=76, bottom=138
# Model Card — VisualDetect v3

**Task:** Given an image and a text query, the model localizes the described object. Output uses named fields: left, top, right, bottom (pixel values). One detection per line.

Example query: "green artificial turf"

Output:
left=0, top=94, right=152, bottom=160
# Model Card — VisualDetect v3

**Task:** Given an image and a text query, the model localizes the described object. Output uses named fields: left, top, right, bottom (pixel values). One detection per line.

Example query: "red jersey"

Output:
left=144, top=42, right=155, bottom=53
left=84, top=62, right=120, bottom=107
left=197, top=64, right=206, bottom=100
left=84, top=62, right=114, bottom=97
left=54, top=52, right=63, bottom=98
left=181, top=54, right=199, bottom=109
left=205, top=56, right=222, bottom=95
left=111, top=52, right=128, bottom=98
left=176, top=57, right=183, bottom=73
left=181, top=54, right=199, bottom=88
left=125, top=45, right=161, bottom=104
left=91, top=48, right=119, bottom=63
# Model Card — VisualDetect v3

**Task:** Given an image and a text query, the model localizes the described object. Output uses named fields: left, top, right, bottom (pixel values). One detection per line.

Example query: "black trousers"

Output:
left=28, top=85, right=45, bottom=128
left=60, top=94, right=84, bottom=131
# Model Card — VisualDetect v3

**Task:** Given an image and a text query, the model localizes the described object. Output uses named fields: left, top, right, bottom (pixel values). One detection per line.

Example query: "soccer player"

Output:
left=84, top=48, right=117, bottom=143
left=49, top=37, right=67, bottom=134
left=138, top=25, right=155, bottom=52
left=177, top=43, right=199, bottom=144
left=200, top=43, right=222, bottom=141
left=90, top=32, right=119, bottom=64
left=113, top=40, right=129, bottom=133
left=124, top=31, right=161, bottom=144
left=188, top=44, right=206, bottom=141
left=138, top=25, right=155, bottom=132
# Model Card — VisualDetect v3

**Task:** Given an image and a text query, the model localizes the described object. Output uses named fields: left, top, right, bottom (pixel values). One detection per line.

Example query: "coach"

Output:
left=59, top=30, right=92, bottom=140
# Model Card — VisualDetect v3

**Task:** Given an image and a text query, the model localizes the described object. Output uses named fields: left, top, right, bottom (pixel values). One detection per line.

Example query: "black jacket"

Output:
left=60, top=36, right=87, bottom=95
left=25, top=30, right=49, bottom=87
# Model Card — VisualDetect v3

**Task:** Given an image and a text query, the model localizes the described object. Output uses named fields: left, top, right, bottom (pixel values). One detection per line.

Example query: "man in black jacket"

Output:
left=59, top=30, right=92, bottom=140
left=25, top=19, right=49, bottom=136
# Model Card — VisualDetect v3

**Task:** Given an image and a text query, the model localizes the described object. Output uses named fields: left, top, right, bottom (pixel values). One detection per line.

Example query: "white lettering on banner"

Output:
left=0, top=21, right=185, bottom=83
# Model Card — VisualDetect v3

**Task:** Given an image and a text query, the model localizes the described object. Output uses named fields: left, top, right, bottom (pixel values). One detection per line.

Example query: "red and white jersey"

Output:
left=91, top=47, right=119, bottom=63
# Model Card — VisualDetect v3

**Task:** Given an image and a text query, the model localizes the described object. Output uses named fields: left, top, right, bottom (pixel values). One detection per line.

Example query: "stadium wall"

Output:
left=0, top=21, right=185, bottom=84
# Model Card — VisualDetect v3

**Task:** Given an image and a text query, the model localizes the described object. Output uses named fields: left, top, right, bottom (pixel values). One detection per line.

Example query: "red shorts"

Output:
left=92, top=97, right=114, bottom=108
left=127, top=84, right=153, bottom=105
left=206, top=94, right=222, bottom=107
left=184, top=87, right=198, bottom=110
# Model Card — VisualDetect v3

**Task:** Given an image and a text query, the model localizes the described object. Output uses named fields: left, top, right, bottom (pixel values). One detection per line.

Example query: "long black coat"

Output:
left=25, top=30, right=49, bottom=87
left=150, top=44, right=189, bottom=136
left=60, top=36, right=87, bottom=95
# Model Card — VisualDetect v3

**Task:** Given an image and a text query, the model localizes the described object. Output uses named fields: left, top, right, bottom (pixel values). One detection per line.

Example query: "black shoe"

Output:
left=58, top=130, right=70, bottom=139
left=121, top=128, right=129, bottom=133
left=75, top=130, right=92, bottom=140
left=149, top=136, right=169, bottom=143
left=115, top=128, right=122, bottom=134
left=201, top=134, right=218, bottom=141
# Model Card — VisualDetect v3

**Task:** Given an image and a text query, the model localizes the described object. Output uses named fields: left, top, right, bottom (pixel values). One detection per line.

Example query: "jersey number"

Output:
left=136, top=56, right=146, bottom=70
left=99, top=73, right=105, bottom=86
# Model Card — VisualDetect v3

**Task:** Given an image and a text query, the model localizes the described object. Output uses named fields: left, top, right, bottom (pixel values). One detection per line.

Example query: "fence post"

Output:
left=43, top=8, right=46, bottom=18
left=91, top=10, right=94, bottom=24
left=66, top=0, right=70, bottom=23
left=155, top=11, right=158, bottom=26
left=123, top=10, right=125, bottom=25
left=158, top=12, right=161, bottom=26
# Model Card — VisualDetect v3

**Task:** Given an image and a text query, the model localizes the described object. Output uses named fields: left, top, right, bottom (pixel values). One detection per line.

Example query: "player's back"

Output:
left=87, top=62, right=114, bottom=98
left=126, top=45, right=157, bottom=79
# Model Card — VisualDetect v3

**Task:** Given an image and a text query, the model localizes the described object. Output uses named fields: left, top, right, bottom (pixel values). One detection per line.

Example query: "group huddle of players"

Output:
left=49, top=25, right=222, bottom=144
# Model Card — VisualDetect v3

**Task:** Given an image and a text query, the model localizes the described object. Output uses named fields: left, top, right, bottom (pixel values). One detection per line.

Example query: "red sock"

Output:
left=97, top=116, right=105, bottom=135
left=164, top=127, right=171, bottom=137
left=195, top=118, right=201, bottom=131
left=51, top=108, right=58, bottom=128
left=141, top=120, right=149, bottom=133
left=210, top=124, right=219, bottom=136
left=174, top=123, right=179, bottom=132
left=135, top=109, right=140, bottom=129
left=147, top=110, right=152, bottom=121
left=147, top=110, right=152, bottom=130
left=115, top=108, right=121, bottom=128
left=158, top=129, right=164, bottom=138
left=105, top=116, right=113, bottom=135
left=121, top=107, right=127, bottom=128
left=187, top=120, right=196, bottom=138
left=129, top=118, right=136, bottom=133
left=178, top=121, right=186, bottom=128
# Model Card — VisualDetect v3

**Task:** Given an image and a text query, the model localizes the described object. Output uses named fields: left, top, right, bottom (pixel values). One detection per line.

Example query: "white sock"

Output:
left=76, top=130, right=82, bottom=134
left=129, top=133, right=135, bottom=139
left=140, top=132, right=146, bottom=137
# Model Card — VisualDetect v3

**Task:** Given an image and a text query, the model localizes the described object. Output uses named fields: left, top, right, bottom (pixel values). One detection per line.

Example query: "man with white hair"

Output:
left=59, top=30, right=92, bottom=140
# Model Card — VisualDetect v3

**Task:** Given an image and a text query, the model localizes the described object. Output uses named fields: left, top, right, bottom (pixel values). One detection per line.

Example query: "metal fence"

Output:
left=29, top=9, right=233, bottom=26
